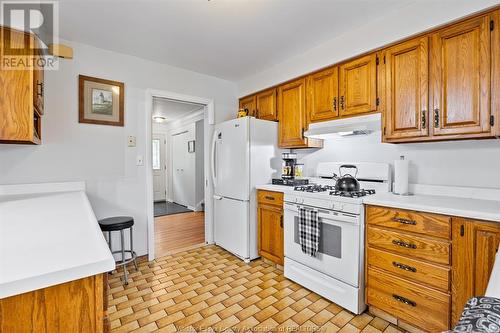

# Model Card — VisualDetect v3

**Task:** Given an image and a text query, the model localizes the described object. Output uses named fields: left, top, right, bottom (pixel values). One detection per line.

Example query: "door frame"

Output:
left=145, top=89, right=215, bottom=261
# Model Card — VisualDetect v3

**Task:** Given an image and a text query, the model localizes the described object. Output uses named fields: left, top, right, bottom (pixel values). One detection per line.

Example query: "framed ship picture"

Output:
left=79, top=75, right=124, bottom=126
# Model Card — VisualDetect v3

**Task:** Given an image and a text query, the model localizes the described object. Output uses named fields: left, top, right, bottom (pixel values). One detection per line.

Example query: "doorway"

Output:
left=149, top=95, right=210, bottom=258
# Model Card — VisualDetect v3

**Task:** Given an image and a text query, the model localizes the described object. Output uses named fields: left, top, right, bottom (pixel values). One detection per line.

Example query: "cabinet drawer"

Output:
left=367, top=267, right=450, bottom=332
left=367, top=226, right=450, bottom=265
left=367, top=247, right=450, bottom=291
left=257, top=190, right=283, bottom=206
left=367, top=206, right=451, bottom=239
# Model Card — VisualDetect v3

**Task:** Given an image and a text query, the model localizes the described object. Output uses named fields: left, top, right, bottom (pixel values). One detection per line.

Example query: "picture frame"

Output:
left=78, top=75, right=124, bottom=126
left=188, top=140, right=195, bottom=153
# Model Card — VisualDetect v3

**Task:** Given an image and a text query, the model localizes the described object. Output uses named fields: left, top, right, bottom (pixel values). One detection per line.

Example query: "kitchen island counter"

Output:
left=0, top=182, right=115, bottom=299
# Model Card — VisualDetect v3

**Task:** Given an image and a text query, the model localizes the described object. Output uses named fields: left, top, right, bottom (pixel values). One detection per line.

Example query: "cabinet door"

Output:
left=451, top=218, right=500, bottom=325
left=339, top=53, right=377, bottom=116
left=258, top=204, right=283, bottom=265
left=306, top=66, right=339, bottom=123
left=278, top=78, right=308, bottom=148
left=430, top=16, right=491, bottom=136
left=33, top=38, right=44, bottom=115
left=239, top=95, right=256, bottom=117
left=256, top=88, right=277, bottom=121
left=385, top=37, right=429, bottom=140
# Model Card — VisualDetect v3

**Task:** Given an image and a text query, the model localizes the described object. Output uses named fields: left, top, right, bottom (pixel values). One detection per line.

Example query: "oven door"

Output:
left=284, top=202, right=362, bottom=287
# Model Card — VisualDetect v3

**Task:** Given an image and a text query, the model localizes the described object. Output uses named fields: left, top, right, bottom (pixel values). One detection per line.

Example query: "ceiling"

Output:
left=58, top=0, right=415, bottom=81
left=153, top=98, right=204, bottom=123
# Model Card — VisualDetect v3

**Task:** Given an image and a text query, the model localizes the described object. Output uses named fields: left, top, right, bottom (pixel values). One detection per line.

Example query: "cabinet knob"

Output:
left=333, top=97, right=337, bottom=111
left=340, top=96, right=345, bottom=110
left=434, top=109, right=440, bottom=127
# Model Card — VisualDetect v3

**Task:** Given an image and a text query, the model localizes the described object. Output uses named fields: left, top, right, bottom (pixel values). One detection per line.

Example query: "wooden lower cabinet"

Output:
left=366, top=205, right=500, bottom=332
left=257, top=190, right=284, bottom=265
left=366, top=205, right=452, bottom=332
left=451, top=218, right=500, bottom=325
left=0, top=273, right=109, bottom=333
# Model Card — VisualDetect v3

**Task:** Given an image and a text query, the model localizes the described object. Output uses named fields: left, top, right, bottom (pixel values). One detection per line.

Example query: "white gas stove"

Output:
left=283, top=162, right=391, bottom=314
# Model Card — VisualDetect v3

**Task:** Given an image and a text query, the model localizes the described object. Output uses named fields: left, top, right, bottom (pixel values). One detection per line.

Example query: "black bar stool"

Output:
left=98, top=216, right=138, bottom=284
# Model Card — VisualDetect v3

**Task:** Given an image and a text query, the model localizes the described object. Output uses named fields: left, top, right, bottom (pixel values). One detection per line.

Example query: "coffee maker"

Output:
left=272, top=152, right=309, bottom=186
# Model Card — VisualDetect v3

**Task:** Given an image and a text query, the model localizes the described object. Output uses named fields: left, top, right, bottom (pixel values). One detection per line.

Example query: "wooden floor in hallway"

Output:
left=108, top=245, right=407, bottom=333
left=155, top=211, right=205, bottom=257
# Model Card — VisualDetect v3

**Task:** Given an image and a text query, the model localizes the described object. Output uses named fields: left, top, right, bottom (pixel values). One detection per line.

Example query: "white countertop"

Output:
left=364, top=192, right=500, bottom=223
left=255, top=184, right=293, bottom=193
left=0, top=187, right=115, bottom=298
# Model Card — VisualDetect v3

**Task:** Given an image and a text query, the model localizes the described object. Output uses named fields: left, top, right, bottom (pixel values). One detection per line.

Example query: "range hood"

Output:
left=304, top=113, right=381, bottom=139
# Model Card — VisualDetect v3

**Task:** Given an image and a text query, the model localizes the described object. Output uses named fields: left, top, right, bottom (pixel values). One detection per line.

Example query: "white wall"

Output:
left=0, top=40, right=237, bottom=256
left=237, top=0, right=500, bottom=96
left=294, top=133, right=500, bottom=189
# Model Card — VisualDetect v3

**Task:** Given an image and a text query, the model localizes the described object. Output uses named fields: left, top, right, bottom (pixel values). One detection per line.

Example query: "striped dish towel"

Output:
left=298, top=207, right=320, bottom=257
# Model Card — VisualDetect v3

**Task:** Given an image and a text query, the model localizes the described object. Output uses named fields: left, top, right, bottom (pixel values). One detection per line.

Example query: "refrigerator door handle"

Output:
left=211, top=131, right=218, bottom=187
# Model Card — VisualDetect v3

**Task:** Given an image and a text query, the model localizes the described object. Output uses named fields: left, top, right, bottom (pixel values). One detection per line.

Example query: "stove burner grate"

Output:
left=329, top=189, right=376, bottom=197
left=293, top=184, right=336, bottom=193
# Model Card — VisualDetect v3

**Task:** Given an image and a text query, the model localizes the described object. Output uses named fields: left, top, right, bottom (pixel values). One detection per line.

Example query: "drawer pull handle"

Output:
left=392, top=294, right=416, bottom=307
left=264, top=196, right=275, bottom=200
left=392, top=261, right=417, bottom=273
left=392, top=217, right=416, bottom=225
left=392, top=239, right=417, bottom=249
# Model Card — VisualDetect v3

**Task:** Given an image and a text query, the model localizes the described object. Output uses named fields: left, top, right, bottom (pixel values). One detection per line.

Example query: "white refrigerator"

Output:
left=211, top=116, right=281, bottom=262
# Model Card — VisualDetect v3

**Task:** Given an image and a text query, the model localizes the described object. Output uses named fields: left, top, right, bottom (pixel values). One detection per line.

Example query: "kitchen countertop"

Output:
left=364, top=192, right=500, bottom=223
left=0, top=187, right=115, bottom=299
left=255, top=184, right=294, bottom=193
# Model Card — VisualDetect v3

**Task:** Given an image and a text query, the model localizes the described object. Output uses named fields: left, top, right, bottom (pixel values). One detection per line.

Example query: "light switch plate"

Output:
left=128, top=136, right=136, bottom=147
left=136, top=155, right=144, bottom=166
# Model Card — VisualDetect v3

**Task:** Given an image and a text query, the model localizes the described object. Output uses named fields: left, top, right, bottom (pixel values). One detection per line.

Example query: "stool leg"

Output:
left=120, top=229, right=128, bottom=284
left=109, top=231, right=112, bottom=251
left=130, top=227, right=138, bottom=270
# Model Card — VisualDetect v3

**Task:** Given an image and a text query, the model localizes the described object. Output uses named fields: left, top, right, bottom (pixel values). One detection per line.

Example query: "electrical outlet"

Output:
left=136, top=155, right=144, bottom=166
left=128, top=136, right=136, bottom=147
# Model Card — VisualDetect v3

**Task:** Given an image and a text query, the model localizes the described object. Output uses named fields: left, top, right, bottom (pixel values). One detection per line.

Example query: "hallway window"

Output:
left=152, top=139, right=161, bottom=170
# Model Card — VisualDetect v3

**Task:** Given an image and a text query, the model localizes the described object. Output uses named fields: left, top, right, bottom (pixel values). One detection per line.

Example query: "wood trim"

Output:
left=238, top=4, right=500, bottom=101
left=78, top=75, right=125, bottom=127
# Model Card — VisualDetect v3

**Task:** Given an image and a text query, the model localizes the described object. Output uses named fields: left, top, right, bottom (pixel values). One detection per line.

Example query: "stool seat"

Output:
left=99, top=216, right=134, bottom=232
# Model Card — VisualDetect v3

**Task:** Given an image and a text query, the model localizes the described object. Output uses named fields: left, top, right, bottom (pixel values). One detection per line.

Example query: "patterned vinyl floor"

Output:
left=108, top=245, right=406, bottom=333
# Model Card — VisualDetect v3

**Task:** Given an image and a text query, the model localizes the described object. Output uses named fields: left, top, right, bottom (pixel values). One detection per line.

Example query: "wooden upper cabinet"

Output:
left=384, top=37, right=429, bottom=140
left=278, top=78, right=307, bottom=147
left=493, top=9, right=500, bottom=137
left=239, top=95, right=256, bottom=117
left=306, top=66, right=339, bottom=123
left=0, top=27, right=42, bottom=144
left=339, top=53, right=377, bottom=117
left=430, top=15, right=491, bottom=136
left=278, top=78, right=323, bottom=148
left=33, top=38, right=44, bottom=116
left=256, top=88, right=277, bottom=121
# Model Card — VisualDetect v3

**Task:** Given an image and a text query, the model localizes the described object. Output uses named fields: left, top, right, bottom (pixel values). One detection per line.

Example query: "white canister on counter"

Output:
left=394, top=156, right=410, bottom=195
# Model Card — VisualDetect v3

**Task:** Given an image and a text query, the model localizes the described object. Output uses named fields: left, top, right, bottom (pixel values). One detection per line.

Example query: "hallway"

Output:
left=154, top=212, right=205, bottom=257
